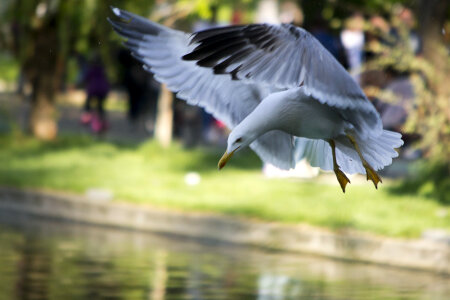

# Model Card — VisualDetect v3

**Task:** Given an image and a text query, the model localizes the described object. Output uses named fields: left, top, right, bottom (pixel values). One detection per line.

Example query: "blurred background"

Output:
left=0, top=0, right=449, bottom=299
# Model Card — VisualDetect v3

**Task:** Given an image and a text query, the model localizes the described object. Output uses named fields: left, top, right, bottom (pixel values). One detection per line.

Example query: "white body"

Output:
left=243, top=88, right=346, bottom=140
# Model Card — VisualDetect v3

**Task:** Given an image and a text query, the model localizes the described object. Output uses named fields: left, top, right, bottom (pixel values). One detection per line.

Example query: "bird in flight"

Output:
left=109, top=7, right=403, bottom=193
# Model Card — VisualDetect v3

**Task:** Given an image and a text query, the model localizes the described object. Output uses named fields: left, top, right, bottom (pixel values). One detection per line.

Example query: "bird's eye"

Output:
left=235, top=137, right=242, bottom=143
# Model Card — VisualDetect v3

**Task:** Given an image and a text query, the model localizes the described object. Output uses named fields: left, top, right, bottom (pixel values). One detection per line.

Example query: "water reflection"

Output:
left=0, top=212, right=449, bottom=300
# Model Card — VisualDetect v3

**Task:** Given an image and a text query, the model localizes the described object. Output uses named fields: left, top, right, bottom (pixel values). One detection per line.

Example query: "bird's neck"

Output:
left=236, top=92, right=287, bottom=142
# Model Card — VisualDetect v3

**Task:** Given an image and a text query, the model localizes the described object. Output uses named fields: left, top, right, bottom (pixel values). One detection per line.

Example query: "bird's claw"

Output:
left=364, top=163, right=382, bottom=189
left=334, top=168, right=351, bottom=193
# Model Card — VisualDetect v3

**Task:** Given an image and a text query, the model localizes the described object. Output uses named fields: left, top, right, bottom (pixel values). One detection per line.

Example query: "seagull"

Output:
left=108, top=7, right=403, bottom=193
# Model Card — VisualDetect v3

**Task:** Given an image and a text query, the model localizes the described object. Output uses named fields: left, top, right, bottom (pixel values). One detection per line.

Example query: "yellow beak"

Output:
left=218, top=148, right=239, bottom=170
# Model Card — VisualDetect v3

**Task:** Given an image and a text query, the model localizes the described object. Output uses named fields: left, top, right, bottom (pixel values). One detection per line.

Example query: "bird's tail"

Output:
left=294, top=130, right=403, bottom=174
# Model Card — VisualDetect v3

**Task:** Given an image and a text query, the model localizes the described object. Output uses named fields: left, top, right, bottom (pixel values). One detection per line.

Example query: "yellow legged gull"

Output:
left=109, top=8, right=403, bottom=193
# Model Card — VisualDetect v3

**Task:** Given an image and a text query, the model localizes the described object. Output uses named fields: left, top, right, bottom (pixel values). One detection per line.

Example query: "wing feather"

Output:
left=184, top=23, right=382, bottom=135
left=109, top=8, right=299, bottom=169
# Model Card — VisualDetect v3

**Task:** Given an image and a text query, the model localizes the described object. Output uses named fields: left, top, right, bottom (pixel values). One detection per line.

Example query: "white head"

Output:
left=218, top=123, right=258, bottom=169
left=217, top=94, right=281, bottom=169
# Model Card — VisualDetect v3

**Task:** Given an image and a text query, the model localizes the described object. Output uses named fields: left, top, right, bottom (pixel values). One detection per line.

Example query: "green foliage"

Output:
left=390, top=161, right=450, bottom=204
left=0, top=53, right=19, bottom=83
left=362, top=9, right=450, bottom=163
left=0, top=0, right=155, bottom=83
left=0, top=134, right=449, bottom=238
left=301, top=0, right=410, bottom=29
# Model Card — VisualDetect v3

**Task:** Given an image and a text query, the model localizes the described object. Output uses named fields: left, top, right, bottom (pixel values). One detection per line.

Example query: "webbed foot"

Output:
left=363, top=163, right=382, bottom=189
left=334, top=168, right=351, bottom=193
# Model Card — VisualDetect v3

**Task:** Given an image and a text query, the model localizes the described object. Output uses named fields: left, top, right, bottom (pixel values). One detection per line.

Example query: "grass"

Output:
left=0, top=53, right=19, bottom=83
left=0, top=133, right=448, bottom=238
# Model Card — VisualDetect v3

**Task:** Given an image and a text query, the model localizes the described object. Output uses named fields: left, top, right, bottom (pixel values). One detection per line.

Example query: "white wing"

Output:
left=109, top=8, right=298, bottom=169
left=184, top=24, right=382, bottom=137
left=185, top=24, right=372, bottom=111
left=109, top=9, right=257, bottom=127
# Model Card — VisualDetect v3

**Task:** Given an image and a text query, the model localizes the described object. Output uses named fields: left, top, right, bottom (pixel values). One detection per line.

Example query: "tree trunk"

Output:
left=24, top=16, right=60, bottom=140
left=415, top=0, right=450, bottom=103
left=151, top=5, right=179, bottom=148
left=416, top=0, right=449, bottom=65
left=154, top=85, right=173, bottom=148
left=414, top=0, right=450, bottom=160
left=29, top=75, right=58, bottom=140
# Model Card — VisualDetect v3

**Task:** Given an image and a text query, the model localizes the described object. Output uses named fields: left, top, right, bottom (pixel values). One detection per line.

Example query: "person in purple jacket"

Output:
left=80, top=53, right=110, bottom=133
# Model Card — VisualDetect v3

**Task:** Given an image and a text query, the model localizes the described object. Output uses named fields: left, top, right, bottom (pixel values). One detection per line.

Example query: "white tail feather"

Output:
left=294, top=130, right=403, bottom=174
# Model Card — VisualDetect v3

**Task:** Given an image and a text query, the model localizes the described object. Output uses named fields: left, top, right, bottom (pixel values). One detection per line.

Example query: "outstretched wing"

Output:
left=108, top=8, right=298, bottom=169
left=183, top=23, right=382, bottom=136
left=184, top=24, right=373, bottom=111
left=109, top=8, right=261, bottom=128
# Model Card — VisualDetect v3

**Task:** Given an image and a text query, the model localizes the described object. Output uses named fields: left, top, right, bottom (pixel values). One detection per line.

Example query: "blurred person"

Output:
left=365, top=15, right=392, bottom=61
left=391, top=6, right=421, bottom=54
left=80, top=53, right=110, bottom=133
left=231, top=9, right=243, bottom=25
left=256, top=0, right=279, bottom=24
left=340, top=13, right=365, bottom=83
left=74, top=52, right=88, bottom=88
left=280, top=1, right=303, bottom=26
left=179, top=103, right=202, bottom=148
left=118, top=49, right=158, bottom=132
left=309, top=17, right=346, bottom=65
left=374, top=70, right=412, bottom=132
left=363, top=8, right=421, bottom=153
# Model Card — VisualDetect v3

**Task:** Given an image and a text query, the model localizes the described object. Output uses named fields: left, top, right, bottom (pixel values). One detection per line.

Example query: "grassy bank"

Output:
left=0, top=134, right=448, bottom=238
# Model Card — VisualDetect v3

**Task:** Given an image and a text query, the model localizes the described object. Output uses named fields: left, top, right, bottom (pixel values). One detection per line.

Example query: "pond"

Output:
left=0, top=211, right=449, bottom=300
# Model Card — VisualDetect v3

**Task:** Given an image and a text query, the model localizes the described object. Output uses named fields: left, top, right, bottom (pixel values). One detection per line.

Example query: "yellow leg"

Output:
left=329, top=140, right=350, bottom=193
left=346, top=133, right=382, bottom=189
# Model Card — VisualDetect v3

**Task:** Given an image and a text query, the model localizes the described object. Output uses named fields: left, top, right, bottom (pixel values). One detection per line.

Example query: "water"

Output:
left=0, top=212, right=449, bottom=300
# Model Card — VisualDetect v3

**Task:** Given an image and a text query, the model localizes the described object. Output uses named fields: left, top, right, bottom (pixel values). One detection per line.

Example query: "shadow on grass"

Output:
left=0, top=133, right=141, bottom=159
left=0, top=132, right=262, bottom=176
left=387, top=161, right=450, bottom=205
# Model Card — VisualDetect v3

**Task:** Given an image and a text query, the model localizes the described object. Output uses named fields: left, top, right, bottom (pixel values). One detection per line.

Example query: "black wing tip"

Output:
left=188, top=33, right=198, bottom=46
left=213, top=66, right=227, bottom=75
left=107, top=7, right=128, bottom=29
left=196, top=57, right=217, bottom=68
left=182, top=52, right=196, bottom=61
left=189, top=33, right=202, bottom=45
left=190, top=25, right=246, bottom=44
left=230, top=65, right=242, bottom=80
left=108, top=19, right=124, bottom=35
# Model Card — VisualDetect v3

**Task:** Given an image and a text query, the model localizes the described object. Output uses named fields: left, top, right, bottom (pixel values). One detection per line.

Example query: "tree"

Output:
left=149, top=0, right=259, bottom=147
left=0, top=0, right=154, bottom=140
left=297, top=0, right=449, bottom=162
left=4, top=0, right=63, bottom=140
left=413, top=0, right=450, bottom=161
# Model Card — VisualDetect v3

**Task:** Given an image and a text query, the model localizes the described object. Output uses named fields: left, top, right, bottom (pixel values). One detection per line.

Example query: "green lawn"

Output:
left=0, top=134, right=448, bottom=238
left=0, top=53, right=19, bottom=83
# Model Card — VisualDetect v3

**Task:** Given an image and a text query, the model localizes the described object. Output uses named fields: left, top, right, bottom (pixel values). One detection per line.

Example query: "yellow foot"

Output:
left=334, top=168, right=351, bottom=193
left=364, top=163, right=382, bottom=189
